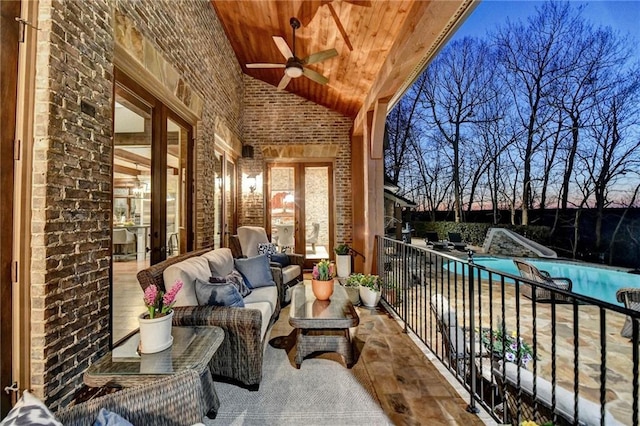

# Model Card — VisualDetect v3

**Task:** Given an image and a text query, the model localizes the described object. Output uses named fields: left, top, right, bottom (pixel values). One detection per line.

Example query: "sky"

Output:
left=452, top=0, right=640, bottom=45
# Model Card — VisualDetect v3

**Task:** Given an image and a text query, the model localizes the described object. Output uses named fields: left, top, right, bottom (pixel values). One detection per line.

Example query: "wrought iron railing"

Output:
left=376, top=235, right=640, bottom=426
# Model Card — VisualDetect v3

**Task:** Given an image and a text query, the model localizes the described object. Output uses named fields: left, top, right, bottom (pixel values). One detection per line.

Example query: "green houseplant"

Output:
left=358, top=274, right=381, bottom=308
left=334, top=244, right=352, bottom=277
left=343, top=273, right=363, bottom=305
left=311, top=259, right=336, bottom=301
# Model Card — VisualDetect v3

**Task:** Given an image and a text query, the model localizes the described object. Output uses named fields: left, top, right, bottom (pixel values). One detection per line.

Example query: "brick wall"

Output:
left=242, top=76, right=354, bottom=246
left=31, top=0, right=243, bottom=408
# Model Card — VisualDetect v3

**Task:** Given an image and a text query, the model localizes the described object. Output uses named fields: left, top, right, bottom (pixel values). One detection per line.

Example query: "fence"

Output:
left=376, top=235, right=640, bottom=426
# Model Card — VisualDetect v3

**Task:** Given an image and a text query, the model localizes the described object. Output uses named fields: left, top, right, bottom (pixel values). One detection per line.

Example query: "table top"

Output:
left=289, top=281, right=359, bottom=329
left=84, top=326, right=224, bottom=387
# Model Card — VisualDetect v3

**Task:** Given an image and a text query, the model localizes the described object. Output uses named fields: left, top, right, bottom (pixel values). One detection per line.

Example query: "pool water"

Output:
left=454, top=257, right=640, bottom=306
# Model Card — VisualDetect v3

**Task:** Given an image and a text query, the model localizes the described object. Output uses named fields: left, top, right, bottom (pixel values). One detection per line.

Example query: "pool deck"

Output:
left=404, top=237, right=636, bottom=424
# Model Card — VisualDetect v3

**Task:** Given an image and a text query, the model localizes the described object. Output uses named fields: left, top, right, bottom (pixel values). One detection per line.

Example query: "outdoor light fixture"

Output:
left=285, top=62, right=304, bottom=78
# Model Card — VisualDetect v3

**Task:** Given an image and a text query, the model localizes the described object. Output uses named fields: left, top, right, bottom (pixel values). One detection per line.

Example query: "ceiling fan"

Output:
left=246, top=17, right=338, bottom=90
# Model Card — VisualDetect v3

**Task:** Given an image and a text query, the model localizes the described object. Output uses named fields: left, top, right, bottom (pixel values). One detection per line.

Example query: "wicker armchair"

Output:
left=513, top=259, right=573, bottom=303
left=56, top=370, right=205, bottom=426
left=137, top=249, right=278, bottom=390
left=616, top=287, right=640, bottom=338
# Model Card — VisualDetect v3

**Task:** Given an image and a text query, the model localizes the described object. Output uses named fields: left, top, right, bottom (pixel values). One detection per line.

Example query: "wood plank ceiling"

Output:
left=211, top=0, right=475, bottom=119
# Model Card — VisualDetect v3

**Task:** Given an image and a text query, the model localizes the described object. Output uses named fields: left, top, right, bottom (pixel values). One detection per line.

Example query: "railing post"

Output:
left=466, top=250, right=479, bottom=414
left=402, top=240, right=408, bottom=334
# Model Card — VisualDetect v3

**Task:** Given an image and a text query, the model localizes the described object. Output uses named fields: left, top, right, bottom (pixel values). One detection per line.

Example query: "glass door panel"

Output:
left=213, top=151, right=223, bottom=248
left=166, top=118, right=186, bottom=257
left=269, top=166, right=296, bottom=251
left=225, top=160, right=236, bottom=248
left=304, top=166, right=331, bottom=263
left=112, top=87, right=152, bottom=343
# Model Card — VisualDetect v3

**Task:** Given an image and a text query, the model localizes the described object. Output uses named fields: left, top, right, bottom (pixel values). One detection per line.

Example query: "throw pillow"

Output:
left=270, top=252, right=290, bottom=267
left=93, top=408, right=134, bottom=426
left=195, top=278, right=244, bottom=307
left=1, top=391, right=62, bottom=426
left=257, top=242, right=278, bottom=258
left=226, top=269, right=252, bottom=297
left=234, top=254, right=276, bottom=289
left=210, top=270, right=252, bottom=297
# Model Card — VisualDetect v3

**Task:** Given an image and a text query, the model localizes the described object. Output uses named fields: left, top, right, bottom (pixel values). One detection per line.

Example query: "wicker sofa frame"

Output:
left=56, top=370, right=205, bottom=426
left=136, top=248, right=281, bottom=390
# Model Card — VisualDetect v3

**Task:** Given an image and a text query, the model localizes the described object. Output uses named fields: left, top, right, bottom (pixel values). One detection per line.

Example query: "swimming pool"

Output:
left=451, top=257, right=640, bottom=306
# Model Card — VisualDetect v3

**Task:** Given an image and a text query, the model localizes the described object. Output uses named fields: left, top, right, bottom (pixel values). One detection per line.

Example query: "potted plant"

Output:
left=334, top=243, right=352, bottom=278
left=343, top=273, right=363, bottom=305
left=358, top=274, right=381, bottom=308
left=139, top=280, right=183, bottom=353
left=311, top=259, right=336, bottom=301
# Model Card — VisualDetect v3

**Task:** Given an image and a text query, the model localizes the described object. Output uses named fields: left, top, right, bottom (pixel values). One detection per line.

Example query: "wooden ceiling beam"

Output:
left=353, top=0, right=476, bottom=135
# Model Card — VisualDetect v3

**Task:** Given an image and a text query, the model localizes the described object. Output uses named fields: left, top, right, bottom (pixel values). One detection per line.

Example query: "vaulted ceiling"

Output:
left=211, top=0, right=476, bottom=120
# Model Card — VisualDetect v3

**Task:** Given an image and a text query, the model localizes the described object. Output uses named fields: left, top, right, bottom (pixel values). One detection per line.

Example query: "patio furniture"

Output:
left=56, top=369, right=206, bottom=426
left=429, top=294, right=471, bottom=374
left=513, top=259, right=573, bottom=303
left=493, top=360, right=623, bottom=426
left=235, top=226, right=303, bottom=304
left=85, top=326, right=223, bottom=418
left=112, top=227, right=136, bottom=258
left=424, top=231, right=449, bottom=250
left=137, top=248, right=279, bottom=390
left=616, top=287, right=640, bottom=338
left=447, top=232, right=468, bottom=251
left=274, top=223, right=295, bottom=252
left=289, top=281, right=360, bottom=368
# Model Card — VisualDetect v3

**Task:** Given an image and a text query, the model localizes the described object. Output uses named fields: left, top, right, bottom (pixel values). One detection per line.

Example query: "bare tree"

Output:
left=420, top=36, right=498, bottom=222
left=494, top=2, right=585, bottom=224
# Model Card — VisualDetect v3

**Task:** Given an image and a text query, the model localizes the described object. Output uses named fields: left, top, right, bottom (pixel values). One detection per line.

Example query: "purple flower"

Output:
left=505, top=352, right=516, bottom=362
left=143, top=285, right=158, bottom=307
left=163, top=280, right=183, bottom=306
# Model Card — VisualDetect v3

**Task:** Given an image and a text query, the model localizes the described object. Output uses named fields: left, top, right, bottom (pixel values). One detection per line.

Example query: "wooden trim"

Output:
left=1, top=0, right=20, bottom=414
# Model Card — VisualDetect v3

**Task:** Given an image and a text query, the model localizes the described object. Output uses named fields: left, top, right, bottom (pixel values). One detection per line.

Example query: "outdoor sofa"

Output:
left=136, top=247, right=281, bottom=390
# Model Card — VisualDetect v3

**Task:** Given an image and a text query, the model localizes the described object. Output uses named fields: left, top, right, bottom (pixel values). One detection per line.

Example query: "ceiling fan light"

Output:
left=285, top=64, right=304, bottom=78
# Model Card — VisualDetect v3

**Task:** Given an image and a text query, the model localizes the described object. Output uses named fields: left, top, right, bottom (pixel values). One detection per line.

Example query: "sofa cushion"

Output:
left=244, top=301, right=273, bottom=339
left=243, top=286, right=278, bottom=314
left=94, top=408, right=133, bottom=426
left=282, top=264, right=301, bottom=284
left=237, top=226, right=270, bottom=257
left=195, top=278, right=244, bottom=307
left=163, top=256, right=211, bottom=306
left=201, top=248, right=235, bottom=277
left=235, top=255, right=276, bottom=289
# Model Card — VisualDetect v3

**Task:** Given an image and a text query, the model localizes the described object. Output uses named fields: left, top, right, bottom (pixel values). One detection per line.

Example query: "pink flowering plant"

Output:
left=312, top=259, right=336, bottom=281
left=143, top=280, right=183, bottom=319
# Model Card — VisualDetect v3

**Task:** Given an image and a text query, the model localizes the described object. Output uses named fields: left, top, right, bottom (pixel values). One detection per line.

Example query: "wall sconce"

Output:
left=248, top=175, right=257, bottom=193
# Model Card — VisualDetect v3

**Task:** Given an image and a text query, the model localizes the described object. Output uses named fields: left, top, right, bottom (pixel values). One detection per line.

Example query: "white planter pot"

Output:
left=359, top=286, right=381, bottom=308
left=336, top=254, right=351, bottom=278
left=138, top=310, right=174, bottom=354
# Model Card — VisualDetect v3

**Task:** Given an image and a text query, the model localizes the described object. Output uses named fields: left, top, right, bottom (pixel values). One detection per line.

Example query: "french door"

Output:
left=111, top=70, right=193, bottom=343
left=266, top=162, right=334, bottom=269
left=213, top=150, right=236, bottom=248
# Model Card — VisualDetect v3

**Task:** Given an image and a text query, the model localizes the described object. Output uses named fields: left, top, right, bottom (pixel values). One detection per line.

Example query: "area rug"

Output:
left=205, top=331, right=391, bottom=425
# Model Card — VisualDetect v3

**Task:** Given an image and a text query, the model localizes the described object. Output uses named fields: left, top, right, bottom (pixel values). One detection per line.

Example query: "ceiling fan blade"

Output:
left=297, top=0, right=324, bottom=27
left=303, top=48, right=338, bottom=65
left=277, top=74, right=292, bottom=90
left=246, top=63, right=286, bottom=69
left=302, top=67, right=329, bottom=85
left=327, top=3, right=353, bottom=51
left=344, top=0, right=372, bottom=7
left=273, top=36, right=293, bottom=60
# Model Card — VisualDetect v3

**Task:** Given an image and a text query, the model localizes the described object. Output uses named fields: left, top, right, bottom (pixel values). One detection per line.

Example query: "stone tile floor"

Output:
left=274, top=281, right=491, bottom=425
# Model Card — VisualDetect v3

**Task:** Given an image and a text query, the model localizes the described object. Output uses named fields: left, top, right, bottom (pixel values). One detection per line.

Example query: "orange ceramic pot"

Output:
left=311, top=279, right=334, bottom=301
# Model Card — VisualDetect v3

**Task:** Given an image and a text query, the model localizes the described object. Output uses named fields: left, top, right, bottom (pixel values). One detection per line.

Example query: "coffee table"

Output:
left=289, top=281, right=360, bottom=368
left=85, top=326, right=224, bottom=418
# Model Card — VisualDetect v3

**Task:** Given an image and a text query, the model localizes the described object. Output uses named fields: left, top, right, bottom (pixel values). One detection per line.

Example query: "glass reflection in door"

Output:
left=304, top=166, right=331, bottom=262
left=269, top=167, right=296, bottom=252
left=166, top=118, right=187, bottom=257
